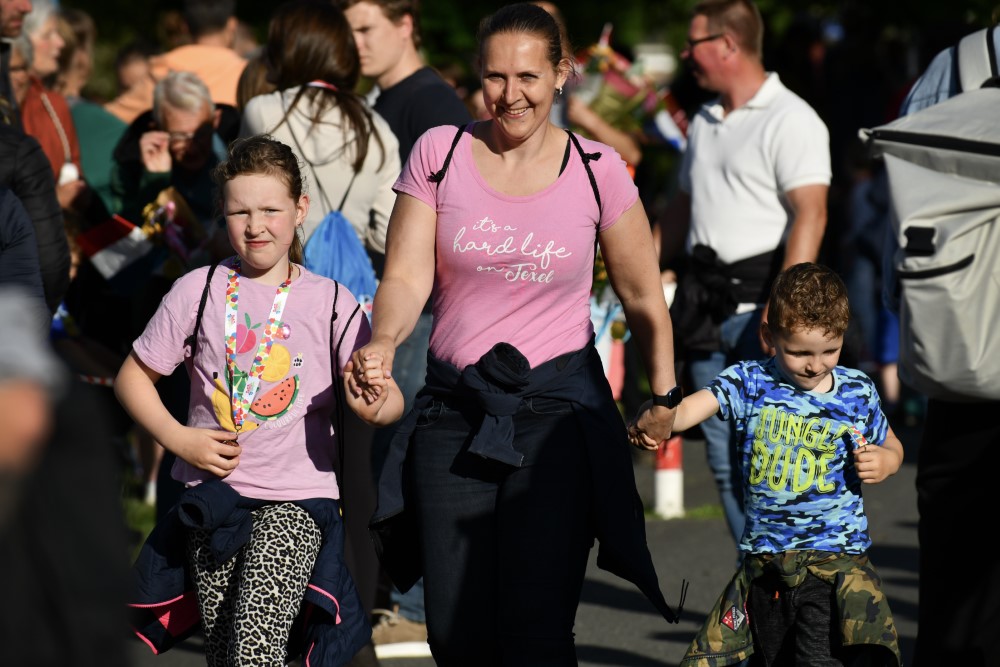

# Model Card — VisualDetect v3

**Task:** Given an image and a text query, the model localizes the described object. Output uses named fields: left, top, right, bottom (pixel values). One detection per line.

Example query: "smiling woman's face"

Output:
left=479, top=31, right=566, bottom=146
left=29, top=14, right=65, bottom=78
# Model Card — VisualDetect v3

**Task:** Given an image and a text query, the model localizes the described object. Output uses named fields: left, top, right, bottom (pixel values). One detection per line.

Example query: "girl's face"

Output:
left=29, top=15, right=65, bottom=78
left=223, top=173, right=308, bottom=284
left=763, top=325, right=843, bottom=393
left=480, top=31, right=567, bottom=145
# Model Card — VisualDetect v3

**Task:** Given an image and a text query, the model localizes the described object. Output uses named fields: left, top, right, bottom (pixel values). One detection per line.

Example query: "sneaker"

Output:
left=370, top=607, right=432, bottom=659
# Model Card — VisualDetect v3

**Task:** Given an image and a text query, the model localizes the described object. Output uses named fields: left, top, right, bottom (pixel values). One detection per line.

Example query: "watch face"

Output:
left=654, top=386, right=683, bottom=408
left=667, top=386, right=682, bottom=407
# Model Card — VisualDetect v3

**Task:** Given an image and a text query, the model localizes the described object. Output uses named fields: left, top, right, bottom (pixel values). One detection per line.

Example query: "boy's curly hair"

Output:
left=766, top=262, right=850, bottom=338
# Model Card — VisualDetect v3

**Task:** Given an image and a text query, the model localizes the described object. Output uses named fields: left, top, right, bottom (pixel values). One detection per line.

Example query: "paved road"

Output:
left=129, top=426, right=920, bottom=666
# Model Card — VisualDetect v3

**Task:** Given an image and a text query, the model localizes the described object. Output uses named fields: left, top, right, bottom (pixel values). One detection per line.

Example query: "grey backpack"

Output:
left=862, top=27, right=1000, bottom=401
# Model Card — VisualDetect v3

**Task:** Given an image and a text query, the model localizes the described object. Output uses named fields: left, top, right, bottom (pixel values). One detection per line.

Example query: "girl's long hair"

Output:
left=265, top=0, right=386, bottom=172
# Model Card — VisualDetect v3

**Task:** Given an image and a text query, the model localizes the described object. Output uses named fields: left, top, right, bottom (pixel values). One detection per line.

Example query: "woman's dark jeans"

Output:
left=410, top=395, right=595, bottom=666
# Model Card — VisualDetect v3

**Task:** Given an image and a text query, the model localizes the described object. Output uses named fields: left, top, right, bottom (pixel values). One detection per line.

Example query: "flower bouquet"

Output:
left=574, top=24, right=661, bottom=136
left=573, top=24, right=688, bottom=150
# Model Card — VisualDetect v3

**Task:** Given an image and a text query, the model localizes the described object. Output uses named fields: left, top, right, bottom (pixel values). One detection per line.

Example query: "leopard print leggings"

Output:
left=187, top=503, right=323, bottom=666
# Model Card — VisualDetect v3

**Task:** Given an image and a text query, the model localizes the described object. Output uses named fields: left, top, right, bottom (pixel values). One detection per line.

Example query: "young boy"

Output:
left=678, top=263, right=903, bottom=667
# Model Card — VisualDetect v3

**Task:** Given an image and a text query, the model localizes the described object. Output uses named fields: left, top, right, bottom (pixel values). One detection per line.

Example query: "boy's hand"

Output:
left=628, top=400, right=676, bottom=450
left=853, top=443, right=902, bottom=484
left=850, top=425, right=903, bottom=484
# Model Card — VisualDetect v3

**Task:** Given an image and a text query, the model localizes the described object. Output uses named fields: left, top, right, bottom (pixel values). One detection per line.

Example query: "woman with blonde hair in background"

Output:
left=14, top=0, right=86, bottom=212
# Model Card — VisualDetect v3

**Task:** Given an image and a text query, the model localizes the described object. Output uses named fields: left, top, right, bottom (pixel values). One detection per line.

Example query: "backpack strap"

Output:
left=427, top=125, right=605, bottom=257
left=956, top=26, right=998, bottom=92
left=335, top=171, right=358, bottom=211
left=184, top=260, right=221, bottom=357
left=427, top=124, right=467, bottom=184
left=566, top=130, right=605, bottom=259
left=328, top=280, right=364, bottom=519
left=283, top=100, right=358, bottom=214
left=566, top=130, right=603, bottom=214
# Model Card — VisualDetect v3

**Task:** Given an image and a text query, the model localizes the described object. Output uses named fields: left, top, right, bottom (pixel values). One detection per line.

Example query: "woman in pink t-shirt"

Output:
left=349, top=3, right=683, bottom=663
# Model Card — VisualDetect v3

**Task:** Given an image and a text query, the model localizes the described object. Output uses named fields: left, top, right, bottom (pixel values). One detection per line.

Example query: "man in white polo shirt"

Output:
left=658, top=0, right=830, bottom=550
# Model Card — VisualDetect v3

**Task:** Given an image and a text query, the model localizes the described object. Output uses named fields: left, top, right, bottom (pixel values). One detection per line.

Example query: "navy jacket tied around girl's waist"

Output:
left=129, top=480, right=370, bottom=665
left=370, top=340, right=685, bottom=623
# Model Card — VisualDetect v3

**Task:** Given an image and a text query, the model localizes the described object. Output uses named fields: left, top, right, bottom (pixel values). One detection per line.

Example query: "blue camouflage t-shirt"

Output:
left=708, top=358, right=889, bottom=555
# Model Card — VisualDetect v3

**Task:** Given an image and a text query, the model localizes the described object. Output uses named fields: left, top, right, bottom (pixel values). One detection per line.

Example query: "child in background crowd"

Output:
left=115, top=135, right=403, bottom=664
left=677, top=263, right=903, bottom=667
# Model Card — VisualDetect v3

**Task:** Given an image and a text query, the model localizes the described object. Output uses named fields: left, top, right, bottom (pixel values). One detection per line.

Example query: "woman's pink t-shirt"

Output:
left=394, top=124, right=638, bottom=369
left=133, top=260, right=370, bottom=501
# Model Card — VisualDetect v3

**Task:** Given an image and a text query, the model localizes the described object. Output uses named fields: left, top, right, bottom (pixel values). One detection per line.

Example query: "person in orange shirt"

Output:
left=104, top=0, right=246, bottom=125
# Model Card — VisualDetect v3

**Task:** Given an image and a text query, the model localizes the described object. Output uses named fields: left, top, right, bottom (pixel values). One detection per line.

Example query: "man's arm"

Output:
left=758, top=183, right=828, bottom=353
left=781, top=183, right=828, bottom=268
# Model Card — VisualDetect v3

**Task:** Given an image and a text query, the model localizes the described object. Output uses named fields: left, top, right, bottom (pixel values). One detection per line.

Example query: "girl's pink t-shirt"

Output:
left=394, top=124, right=638, bottom=369
left=133, top=260, right=370, bottom=501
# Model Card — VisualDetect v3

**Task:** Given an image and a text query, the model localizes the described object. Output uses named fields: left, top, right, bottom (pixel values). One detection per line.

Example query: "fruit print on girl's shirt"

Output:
left=212, top=312, right=300, bottom=431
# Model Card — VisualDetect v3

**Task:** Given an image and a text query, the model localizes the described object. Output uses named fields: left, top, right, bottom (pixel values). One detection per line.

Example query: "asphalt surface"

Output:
left=128, top=424, right=921, bottom=667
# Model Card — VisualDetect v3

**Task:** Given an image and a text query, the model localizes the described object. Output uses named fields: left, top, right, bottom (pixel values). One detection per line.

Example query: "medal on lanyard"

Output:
left=223, top=259, right=293, bottom=439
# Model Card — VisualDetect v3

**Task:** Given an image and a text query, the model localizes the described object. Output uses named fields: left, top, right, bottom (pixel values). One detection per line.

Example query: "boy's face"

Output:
left=763, top=325, right=843, bottom=392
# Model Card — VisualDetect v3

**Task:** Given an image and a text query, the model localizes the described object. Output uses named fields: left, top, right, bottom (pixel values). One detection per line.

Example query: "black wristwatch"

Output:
left=651, top=386, right=683, bottom=409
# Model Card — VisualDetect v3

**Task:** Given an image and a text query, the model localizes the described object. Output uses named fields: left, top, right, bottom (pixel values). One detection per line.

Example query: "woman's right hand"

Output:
left=165, top=425, right=242, bottom=478
left=347, top=336, right=397, bottom=401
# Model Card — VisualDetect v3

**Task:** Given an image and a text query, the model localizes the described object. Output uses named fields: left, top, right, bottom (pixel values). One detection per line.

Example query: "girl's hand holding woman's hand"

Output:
left=345, top=351, right=389, bottom=405
left=165, top=424, right=242, bottom=478
left=627, top=401, right=676, bottom=451
left=347, top=337, right=396, bottom=400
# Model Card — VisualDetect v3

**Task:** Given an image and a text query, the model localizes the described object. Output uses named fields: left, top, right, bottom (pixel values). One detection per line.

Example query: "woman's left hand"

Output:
left=627, top=401, right=676, bottom=450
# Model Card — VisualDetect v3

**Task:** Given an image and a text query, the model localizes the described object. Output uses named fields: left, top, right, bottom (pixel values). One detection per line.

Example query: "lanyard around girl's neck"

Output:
left=224, top=259, right=293, bottom=435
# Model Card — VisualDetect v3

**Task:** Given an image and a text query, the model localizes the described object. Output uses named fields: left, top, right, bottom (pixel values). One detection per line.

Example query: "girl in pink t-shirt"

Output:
left=115, top=135, right=402, bottom=662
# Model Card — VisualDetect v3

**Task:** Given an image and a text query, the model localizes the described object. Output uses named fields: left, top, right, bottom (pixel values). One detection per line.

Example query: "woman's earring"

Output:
left=557, top=86, right=564, bottom=96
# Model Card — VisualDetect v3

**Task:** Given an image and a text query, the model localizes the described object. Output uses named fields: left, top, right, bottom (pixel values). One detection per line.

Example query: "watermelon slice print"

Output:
left=249, top=375, right=299, bottom=421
